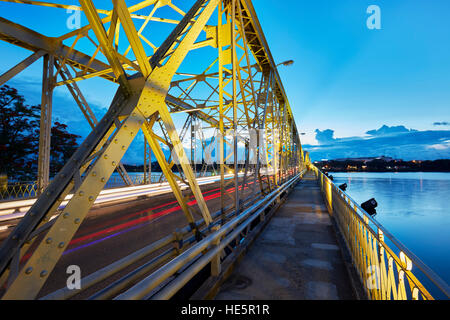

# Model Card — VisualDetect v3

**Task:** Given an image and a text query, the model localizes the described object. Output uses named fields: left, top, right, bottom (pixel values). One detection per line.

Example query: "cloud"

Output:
left=315, top=129, right=335, bottom=144
left=304, top=125, right=450, bottom=161
left=433, top=122, right=450, bottom=126
left=366, top=125, right=417, bottom=137
left=426, top=139, right=450, bottom=151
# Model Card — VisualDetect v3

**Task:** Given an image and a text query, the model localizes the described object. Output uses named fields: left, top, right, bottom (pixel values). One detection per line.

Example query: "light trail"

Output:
left=64, top=184, right=251, bottom=254
left=0, top=174, right=240, bottom=222
left=18, top=181, right=255, bottom=262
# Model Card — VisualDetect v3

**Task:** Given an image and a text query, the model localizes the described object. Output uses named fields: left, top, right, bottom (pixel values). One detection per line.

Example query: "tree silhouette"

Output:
left=0, top=85, right=80, bottom=181
left=50, top=121, right=80, bottom=176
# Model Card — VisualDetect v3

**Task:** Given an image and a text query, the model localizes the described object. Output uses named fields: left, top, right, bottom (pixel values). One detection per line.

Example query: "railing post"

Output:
left=211, top=225, right=221, bottom=277
left=172, top=228, right=183, bottom=255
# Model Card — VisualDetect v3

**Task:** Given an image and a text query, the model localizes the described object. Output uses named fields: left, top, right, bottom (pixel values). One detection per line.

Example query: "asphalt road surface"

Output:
left=0, top=175, right=265, bottom=299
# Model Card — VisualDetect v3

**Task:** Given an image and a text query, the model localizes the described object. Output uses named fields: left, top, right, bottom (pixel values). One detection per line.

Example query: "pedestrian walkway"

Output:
left=215, top=171, right=356, bottom=299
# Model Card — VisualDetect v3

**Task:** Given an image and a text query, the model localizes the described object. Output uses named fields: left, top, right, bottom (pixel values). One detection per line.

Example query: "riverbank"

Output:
left=313, top=159, right=450, bottom=173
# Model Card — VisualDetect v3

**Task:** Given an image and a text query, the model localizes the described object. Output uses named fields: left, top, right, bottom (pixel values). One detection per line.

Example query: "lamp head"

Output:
left=281, top=60, right=294, bottom=66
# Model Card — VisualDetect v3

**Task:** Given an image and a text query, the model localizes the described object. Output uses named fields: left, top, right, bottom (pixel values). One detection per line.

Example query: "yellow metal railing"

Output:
left=0, top=181, right=38, bottom=200
left=309, top=164, right=450, bottom=300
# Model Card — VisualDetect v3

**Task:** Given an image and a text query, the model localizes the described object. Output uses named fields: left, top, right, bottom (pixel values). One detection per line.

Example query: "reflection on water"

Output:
left=332, top=172, right=450, bottom=288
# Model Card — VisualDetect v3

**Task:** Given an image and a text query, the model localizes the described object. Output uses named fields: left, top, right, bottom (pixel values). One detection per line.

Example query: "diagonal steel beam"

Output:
left=113, top=0, right=152, bottom=77
left=57, top=63, right=133, bottom=186
left=0, top=17, right=117, bottom=82
left=79, top=0, right=131, bottom=93
left=0, top=49, right=45, bottom=86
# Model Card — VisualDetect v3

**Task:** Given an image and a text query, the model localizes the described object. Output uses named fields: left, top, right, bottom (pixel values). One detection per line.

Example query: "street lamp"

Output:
left=276, top=60, right=294, bottom=67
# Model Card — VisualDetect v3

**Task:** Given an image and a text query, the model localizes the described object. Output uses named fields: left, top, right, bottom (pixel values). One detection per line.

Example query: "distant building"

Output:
left=333, top=156, right=396, bottom=163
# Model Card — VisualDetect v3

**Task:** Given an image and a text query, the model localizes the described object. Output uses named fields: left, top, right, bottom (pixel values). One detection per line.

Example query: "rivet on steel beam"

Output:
left=40, top=270, right=48, bottom=278
left=121, top=146, right=126, bottom=150
left=114, top=139, right=118, bottom=144
left=25, top=267, right=33, bottom=275
left=74, top=218, right=81, bottom=224
left=101, top=177, right=106, bottom=182
left=79, top=191, right=84, bottom=196
left=63, top=212, right=70, bottom=219
left=112, top=161, right=116, bottom=166
left=46, top=238, right=52, bottom=244
left=92, top=171, right=97, bottom=177
left=58, top=242, right=65, bottom=248
left=88, top=196, right=94, bottom=201
left=104, top=154, right=108, bottom=159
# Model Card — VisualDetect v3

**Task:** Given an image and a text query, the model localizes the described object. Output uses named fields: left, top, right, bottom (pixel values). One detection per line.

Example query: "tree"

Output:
left=0, top=85, right=80, bottom=181
left=0, top=85, right=40, bottom=180
left=50, top=121, right=80, bottom=176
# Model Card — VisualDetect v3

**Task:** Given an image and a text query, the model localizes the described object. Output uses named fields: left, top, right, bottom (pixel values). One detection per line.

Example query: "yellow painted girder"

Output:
left=114, top=0, right=152, bottom=77
left=79, top=0, right=131, bottom=93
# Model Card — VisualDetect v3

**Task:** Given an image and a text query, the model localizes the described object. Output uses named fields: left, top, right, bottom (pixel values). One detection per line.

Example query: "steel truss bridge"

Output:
left=0, top=0, right=448, bottom=300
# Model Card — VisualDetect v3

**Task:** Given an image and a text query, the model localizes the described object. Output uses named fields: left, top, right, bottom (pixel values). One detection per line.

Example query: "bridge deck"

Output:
left=215, top=172, right=356, bottom=300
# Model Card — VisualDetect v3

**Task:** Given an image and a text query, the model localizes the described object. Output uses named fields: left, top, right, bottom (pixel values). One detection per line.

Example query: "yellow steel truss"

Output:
left=0, top=0, right=303, bottom=299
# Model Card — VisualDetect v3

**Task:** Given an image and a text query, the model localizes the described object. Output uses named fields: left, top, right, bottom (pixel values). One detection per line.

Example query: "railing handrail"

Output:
left=310, top=164, right=450, bottom=299
left=115, top=171, right=304, bottom=300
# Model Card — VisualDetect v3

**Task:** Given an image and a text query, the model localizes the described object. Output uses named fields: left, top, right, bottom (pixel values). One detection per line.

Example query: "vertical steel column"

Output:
left=217, top=2, right=226, bottom=219
left=144, top=137, right=152, bottom=184
left=191, top=115, right=196, bottom=175
left=231, top=0, right=239, bottom=213
left=37, top=54, right=54, bottom=195
left=252, top=73, right=266, bottom=195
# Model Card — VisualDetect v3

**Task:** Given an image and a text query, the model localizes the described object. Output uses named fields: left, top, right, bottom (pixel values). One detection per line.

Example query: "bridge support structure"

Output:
left=0, top=0, right=303, bottom=299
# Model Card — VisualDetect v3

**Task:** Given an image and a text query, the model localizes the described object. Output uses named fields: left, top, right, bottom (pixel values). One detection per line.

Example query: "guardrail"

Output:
left=309, top=164, right=450, bottom=300
left=42, top=170, right=305, bottom=300
left=0, top=181, right=38, bottom=200
left=0, top=175, right=153, bottom=200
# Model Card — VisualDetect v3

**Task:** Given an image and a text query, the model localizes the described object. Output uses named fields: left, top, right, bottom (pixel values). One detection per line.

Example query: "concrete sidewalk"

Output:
left=214, top=172, right=356, bottom=300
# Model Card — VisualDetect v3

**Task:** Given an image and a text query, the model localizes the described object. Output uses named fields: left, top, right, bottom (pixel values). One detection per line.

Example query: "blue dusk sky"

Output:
left=0, top=0, right=449, bottom=162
